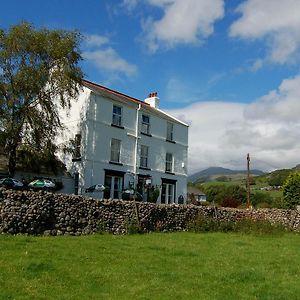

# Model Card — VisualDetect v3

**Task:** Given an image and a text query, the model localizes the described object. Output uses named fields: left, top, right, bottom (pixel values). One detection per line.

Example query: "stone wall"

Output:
left=0, top=188, right=300, bottom=235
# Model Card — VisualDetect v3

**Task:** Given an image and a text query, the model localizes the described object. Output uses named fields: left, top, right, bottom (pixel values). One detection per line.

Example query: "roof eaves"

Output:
left=82, top=79, right=149, bottom=107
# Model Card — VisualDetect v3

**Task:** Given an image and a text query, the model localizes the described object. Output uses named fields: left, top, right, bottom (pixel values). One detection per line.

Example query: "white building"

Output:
left=59, top=79, right=189, bottom=204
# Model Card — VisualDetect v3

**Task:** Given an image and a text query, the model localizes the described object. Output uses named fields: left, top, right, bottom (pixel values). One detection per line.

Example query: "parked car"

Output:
left=85, top=184, right=106, bottom=193
left=28, top=179, right=56, bottom=190
left=0, top=177, right=24, bottom=189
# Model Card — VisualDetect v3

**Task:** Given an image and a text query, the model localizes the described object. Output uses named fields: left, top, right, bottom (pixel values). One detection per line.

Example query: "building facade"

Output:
left=59, top=80, right=189, bottom=204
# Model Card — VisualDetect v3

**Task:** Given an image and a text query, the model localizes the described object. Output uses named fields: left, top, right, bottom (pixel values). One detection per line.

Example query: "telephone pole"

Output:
left=246, top=153, right=251, bottom=208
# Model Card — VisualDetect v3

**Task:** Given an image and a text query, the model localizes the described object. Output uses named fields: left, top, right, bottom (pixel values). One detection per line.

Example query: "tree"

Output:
left=283, top=172, right=300, bottom=208
left=268, top=169, right=291, bottom=187
left=0, top=22, right=83, bottom=176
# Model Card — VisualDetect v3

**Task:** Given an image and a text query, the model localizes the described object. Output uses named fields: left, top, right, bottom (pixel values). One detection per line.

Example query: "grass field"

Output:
left=1, top=232, right=300, bottom=299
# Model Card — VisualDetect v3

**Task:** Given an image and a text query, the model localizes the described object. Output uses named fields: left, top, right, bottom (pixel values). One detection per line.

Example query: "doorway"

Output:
left=161, top=178, right=177, bottom=204
left=103, top=169, right=125, bottom=199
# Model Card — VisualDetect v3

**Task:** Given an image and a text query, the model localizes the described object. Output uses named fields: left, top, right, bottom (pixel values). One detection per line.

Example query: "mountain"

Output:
left=188, top=167, right=265, bottom=183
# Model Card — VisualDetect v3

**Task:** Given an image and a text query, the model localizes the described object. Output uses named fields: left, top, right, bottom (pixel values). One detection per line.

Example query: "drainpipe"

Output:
left=133, top=103, right=141, bottom=189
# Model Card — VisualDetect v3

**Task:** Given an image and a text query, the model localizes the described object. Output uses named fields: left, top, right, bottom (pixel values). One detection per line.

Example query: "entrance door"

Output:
left=104, top=175, right=123, bottom=199
left=161, top=183, right=175, bottom=204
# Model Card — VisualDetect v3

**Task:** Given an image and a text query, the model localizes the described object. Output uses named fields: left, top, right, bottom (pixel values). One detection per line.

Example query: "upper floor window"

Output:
left=166, top=122, right=174, bottom=141
left=112, top=105, right=122, bottom=127
left=140, top=145, right=149, bottom=168
left=110, top=138, right=121, bottom=163
left=141, top=114, right=150, bottom=135
left=74, top=133, right=81, bottom=158
left=165, top=153, right=173, bottom=173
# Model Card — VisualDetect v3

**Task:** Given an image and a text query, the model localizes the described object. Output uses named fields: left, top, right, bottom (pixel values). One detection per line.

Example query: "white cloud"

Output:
left=167, top=74, right=300, bottom=174
left=245, top=75, right=300, bottom=123
left=143, top=0, right=224, bottom=52
left=84, top=34, right=109, bottom=47
left=83, top=34, right=137, bottom=78
left=230, top=0, right=300, bottom=64
left=83, top=48, right=137, bottom=77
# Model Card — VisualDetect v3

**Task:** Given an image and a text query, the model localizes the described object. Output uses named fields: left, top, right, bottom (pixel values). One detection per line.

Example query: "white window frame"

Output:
left=110, top=138, right=121, bottom=163
left=166, top=122, right=174, bottom=141
left=112, top=105, right=122, bottom=127
left=165, top=153, right=173, bottom=173
left=140, top=145, right=149, bottom=168
left=141, top=114, right=150, bottom=135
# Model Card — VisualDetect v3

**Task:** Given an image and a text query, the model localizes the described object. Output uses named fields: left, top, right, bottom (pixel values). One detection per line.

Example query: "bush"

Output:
left=234, top=219, right=287, bottom=235
left=188, top=215, right=287, bottom=235
left=221, top=197, right=241, bottom=208
left=203, top=184, right=246, bottom=207
left=188, top=215, right=235, bottom=233
left=126, top=219, right=141, bottom=234
left=251, top=191, right=272, bottom=207
left=283, top=172, right=300, bottom=208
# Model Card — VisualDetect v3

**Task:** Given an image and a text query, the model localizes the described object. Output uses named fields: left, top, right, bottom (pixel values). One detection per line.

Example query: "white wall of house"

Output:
left=60, top=82, right=189, bottom=203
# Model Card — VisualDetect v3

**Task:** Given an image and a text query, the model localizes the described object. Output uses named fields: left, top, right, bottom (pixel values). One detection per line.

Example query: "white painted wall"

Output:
left=59, top=84, right=189, bottom=203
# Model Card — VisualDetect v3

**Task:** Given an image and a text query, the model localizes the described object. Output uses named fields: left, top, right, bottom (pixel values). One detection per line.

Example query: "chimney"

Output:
left=145, top=92, right=159, bottom=108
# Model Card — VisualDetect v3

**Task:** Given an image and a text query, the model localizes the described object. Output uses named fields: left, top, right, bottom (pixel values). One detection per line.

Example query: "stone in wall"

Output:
left=0, top=188, right=300, bottom=235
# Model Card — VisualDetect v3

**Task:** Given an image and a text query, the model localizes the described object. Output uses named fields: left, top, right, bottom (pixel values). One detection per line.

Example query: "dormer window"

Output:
left=141, top=114, right=150, bottom=135
left=112, top=105, right=122, bottom=127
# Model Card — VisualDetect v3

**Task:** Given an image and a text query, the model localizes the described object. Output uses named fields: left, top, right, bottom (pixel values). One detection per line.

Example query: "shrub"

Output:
left=283, top=172, right=300, bottom=208
left=221, top=197, right=241, bottom=208
left=126, top=219, right=141, bottom=234
left=188, top=215, right=287, bottom=235
left=188, top=215, right=235, bottom=233
left=148, top=187, right=160, bottom=203
left=203, top=184, right=246, bottom=207
left=234, top=219, right=287, bottom=235
left=251, top=191, right=272, bottom=207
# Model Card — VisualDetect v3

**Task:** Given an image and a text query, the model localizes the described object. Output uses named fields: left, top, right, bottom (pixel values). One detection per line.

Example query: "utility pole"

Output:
left=246, top=153, right=251, bottom=208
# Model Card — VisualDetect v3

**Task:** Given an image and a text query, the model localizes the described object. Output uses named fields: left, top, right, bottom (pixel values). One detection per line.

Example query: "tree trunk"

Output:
left=7, top=142, right=18, bottom=177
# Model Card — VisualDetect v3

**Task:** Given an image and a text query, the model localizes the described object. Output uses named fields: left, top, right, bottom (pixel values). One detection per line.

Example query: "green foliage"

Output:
left=189, top=215, right=287, bottom=235
left=188, top=215, right=235, bottom=232
left=251, top=191, right=272, bottom=207
left=215, top=175, right=230, bottom=182
left=126, top=219, right=141, bottom=234
left=283, top=172, right=300, bottom=208
left=0, top=22, right=83, bottom=176
left=203, top=184, right=246, bottom=207
left=148, top=186, right=160, bottom=203
left=268, top=169, right=292, bottom=186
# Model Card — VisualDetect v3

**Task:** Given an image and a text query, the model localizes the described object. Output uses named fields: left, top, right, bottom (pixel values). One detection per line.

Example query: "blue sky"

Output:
left=2, top=0, right=300, bottom=173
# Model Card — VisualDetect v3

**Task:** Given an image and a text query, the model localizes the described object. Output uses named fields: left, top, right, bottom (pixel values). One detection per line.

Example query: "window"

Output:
left=141, top=114, right=150, bottom=135
left=140, top=145, right=149, bottom=168
left=110, top=138, right=121, bottom=163
left=166, top=122, right=174, bottom=141
left=112, top=105, right=122, bottom=127
left=74, top=133, right=81, bottom=158
left=165, top=153, right=173, bottom=173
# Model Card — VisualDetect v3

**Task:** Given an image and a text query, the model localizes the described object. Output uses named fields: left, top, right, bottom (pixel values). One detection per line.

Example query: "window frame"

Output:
left=140, top=145, right=149, bottom=168
left=141, top=114, right=150, bottom=135
left=112, top=105, right=122, bottom=127
left=166, top=122, right=174, bottom=142
left=165, top=152, right=173, bottom=173
left=110, top=138, right=121, bottom=163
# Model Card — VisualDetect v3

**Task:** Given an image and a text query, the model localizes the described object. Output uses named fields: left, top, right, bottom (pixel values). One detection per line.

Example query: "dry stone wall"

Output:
left=0, top=188, right=300, bottom=235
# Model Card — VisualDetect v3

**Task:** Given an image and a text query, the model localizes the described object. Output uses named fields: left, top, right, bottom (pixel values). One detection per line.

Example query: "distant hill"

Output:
left=189, top=167, right=265, bottom=183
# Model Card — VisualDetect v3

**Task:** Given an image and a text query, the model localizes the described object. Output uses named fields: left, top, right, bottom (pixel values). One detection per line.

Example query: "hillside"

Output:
left=189, top=167, right=265, bottom=183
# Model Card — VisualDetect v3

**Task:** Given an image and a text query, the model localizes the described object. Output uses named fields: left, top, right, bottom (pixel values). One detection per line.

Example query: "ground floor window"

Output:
left=103, top=169, right=125, bottom=199
left=161, top=178, right=177, bottom=204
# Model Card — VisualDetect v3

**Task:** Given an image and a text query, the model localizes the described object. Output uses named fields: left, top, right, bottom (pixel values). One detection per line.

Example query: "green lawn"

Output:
left=1, top=232, right=300, bottom=299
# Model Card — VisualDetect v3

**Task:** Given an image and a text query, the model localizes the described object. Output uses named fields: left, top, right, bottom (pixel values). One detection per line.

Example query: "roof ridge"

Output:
left=82, top=79, right=148, bottom=106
